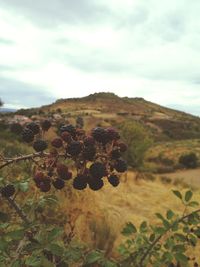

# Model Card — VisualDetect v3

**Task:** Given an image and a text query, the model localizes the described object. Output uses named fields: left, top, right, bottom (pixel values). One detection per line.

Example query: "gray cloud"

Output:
left=0, top=0, right=110, bottom=27
left=0, top=37, right=14, bottom=45
left=0, top=76, right=55, bottom=108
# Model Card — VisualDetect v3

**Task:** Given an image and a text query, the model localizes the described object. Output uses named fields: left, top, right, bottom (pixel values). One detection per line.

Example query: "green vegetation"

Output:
left=179, top=153, right=198, bottom=169
left=120, top=121, right=153, bottom=169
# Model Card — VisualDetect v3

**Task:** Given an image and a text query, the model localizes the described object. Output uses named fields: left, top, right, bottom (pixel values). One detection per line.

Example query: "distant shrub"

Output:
left=179, top=152, right=198, bottom=169
left=160, top=176, right=172, bottom=184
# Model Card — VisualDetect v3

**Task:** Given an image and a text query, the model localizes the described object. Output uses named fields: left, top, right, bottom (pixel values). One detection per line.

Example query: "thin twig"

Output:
left=139, top=208, right=200, bottom=266
left=5, top=196, right=30, bottom=224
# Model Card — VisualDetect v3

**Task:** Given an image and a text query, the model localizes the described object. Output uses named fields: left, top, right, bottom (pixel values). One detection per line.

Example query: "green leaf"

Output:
left=172, top=190, right=182, bottom=200
left=7, top=229, right=24, bottom=240
left=121, top=222, right=137, bottom=236
left=154, top=227, right=166, bottom=235
left=188, top=201, right=199, bottom=207
left=25, top=256, right=41, bottom=266
left=85, top=251, right=103, bottom=264
left=47, top=227, right=63, bottom=242
left=47, top=243, right=64, bottom=256
left=166, top=210, right=174, bottom=220
left=140, top=221, right=148, bottom=233
left=185, top=190, right=193, bottom=202
left=19, top=182, right=29, bottom=192
left=174, top=252, right=188, bottom=263
left=11, top=260, right=22, bottom=267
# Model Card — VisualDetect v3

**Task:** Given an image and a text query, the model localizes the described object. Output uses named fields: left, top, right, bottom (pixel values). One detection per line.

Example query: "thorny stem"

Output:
left=139, top=208, right=200, bottom=267
left=5, top=196, right=30, bottom=224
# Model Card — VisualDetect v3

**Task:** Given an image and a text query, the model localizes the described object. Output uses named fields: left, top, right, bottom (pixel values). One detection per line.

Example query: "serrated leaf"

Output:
left=121, top=222, right=137, bottom=236
left=47, top=227, right=63, bottom=242
left=7, top=229, right=24, bottom=240
left=172, top=190, right=182, bottom=200
left=185, top=190, right=193, bottom=202
left=85, top=251, right=103, bottom=264
left=10, top=260, right=21, bottom=267
left=174, top=252, right=188, bottom=263
left=47, top=243, right=64, bottom=256
left=25, top=256, right=41, bottom=266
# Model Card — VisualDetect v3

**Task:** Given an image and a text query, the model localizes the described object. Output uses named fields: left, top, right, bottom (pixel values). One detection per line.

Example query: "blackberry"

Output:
left=67, top=141, right=82, bottom=156
left=41, top=120, right=51, bottom=131
left=51, top=138, right=63, bottom=148
left=61, top=131, right=71, bottom=143
left=40, top=181, right=51, bottom=192
left=106, top=127, right=120, bottom=141
left=111, top=149, right=121, bottom=159
left=52, top=178, right=65, bottom=190
left=57, top=164, right=68, bottom=179
left=64, top=171, right=72, bottom=180
left=73, top=175, right=88, bottom=190
left=114, top=159, right=127, bottom=172
left=117, top=142, right=127, bottom=152
left=33, top=140, right=48, bottom=152
left=108, top=174, right=120, bottom=187
left=1, top=184, right=15, bottom=197
left=26, top=122, right=40, bottom=135
left=89, top=162, right=106, bottom=179
left=22, top=128, right=34, bottom=143
left=10, top=123, right=23, bottom=134
left=60, top=124, right=76, bottom=136
left=82, top=146, right=96, bottom=161
left=91, top=127, right=106, bottom=143
left=76, top=129, right=85, bottom=136
left=34, top=171, right=45, bottom=184
left=88, top=178, right=104, bottom=191
left=84, top=136, right=95, bottom=146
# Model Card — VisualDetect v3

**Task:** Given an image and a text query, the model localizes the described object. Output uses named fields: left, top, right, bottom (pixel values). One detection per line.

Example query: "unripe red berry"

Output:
left=51, top=138, right=63, bottom=148
left=61, top=131, right=71, bottom=143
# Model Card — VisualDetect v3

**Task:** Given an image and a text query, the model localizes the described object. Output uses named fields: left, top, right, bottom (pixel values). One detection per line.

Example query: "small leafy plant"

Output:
left=119, top=190, right=200, bottom=267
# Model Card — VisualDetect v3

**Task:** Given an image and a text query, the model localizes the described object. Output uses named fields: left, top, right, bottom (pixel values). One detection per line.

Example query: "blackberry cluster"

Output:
left=15, top=121, right=128, bottom=192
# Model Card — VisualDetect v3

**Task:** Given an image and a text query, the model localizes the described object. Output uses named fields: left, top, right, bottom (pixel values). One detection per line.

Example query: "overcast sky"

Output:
left=0, top=0, right=200, bottom=115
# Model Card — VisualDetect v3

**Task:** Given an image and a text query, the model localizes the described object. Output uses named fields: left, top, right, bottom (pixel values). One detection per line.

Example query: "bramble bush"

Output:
left=0, top=120, right=200, bottom=266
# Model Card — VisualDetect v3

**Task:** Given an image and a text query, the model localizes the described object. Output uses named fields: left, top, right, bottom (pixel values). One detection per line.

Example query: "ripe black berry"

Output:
left=22, top=128, right=34, bottom=143
left=51, top=138, right=63, bottom=148
left=33, top=140, right=48, bottom=152
left=1, top=184, right=15, bottom=197
left=82, top=146, right=96, bottom=161
left=52, top=178, right=65, bottom=190
left=40, top=181, right=51, bottom=192
left=111, top=149, right=121, bottom=159
left=60, top=124, right=76, bottom=136
left=88, top=178, right=104, bottom=191
left=114, top=159, right=127, bottom=172
left=91, top=127, right=106, bottom=143
left=106, top=127, right=120, bottom=141
left=84, top=136, right=95, bottom=146
left=89, top=162, right=106, bottom=179
left=108, top=174, right=120, bottom=187
left=41, top=120, right=51, bottom=131
left=10, top=123, right=23, bottom=134
left=67, top=141, right=82, bottom=156
left=73, top=175, right=88, bottom=190
left=26, top=122, right=40, bottom=135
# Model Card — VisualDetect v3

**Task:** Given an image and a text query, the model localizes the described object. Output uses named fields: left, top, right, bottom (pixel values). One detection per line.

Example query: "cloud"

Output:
left=0, top=0, right=199, bottom=115
left=0, top=76, right=55, bottom=109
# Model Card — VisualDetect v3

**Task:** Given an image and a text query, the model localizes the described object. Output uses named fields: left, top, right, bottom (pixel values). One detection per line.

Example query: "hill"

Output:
left=16, top=92, right=200, bottom=141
